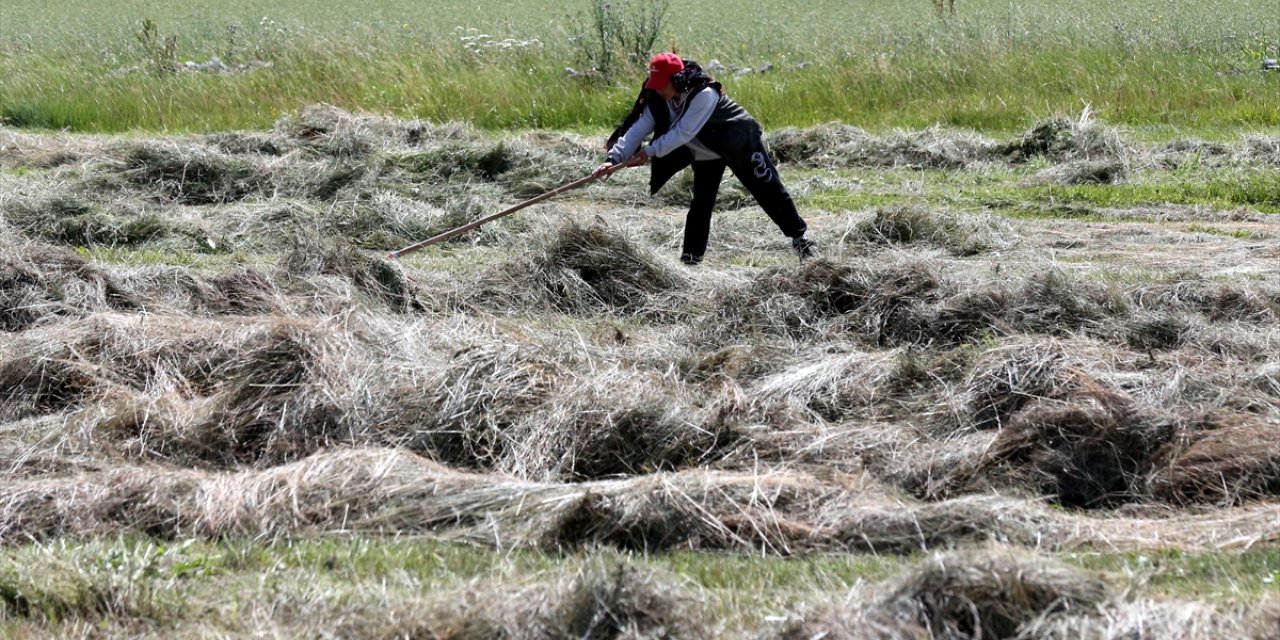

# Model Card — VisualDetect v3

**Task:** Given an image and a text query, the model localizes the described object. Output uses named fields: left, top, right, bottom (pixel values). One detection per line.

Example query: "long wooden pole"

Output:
left=387, top=156, right=643, bottom=260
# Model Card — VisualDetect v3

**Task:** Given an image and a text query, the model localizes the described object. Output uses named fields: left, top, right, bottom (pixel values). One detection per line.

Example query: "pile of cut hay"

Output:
left=5, top=446, right=1278, bottom=552
left=490, top=221, right=690, bottom=315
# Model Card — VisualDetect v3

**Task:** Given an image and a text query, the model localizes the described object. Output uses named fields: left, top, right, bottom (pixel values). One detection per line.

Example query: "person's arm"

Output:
left=606, top=108, right=656, bottom=164
left=643, top=87, right=716, bottom=159
left=606, top=87, right=649, bottom=150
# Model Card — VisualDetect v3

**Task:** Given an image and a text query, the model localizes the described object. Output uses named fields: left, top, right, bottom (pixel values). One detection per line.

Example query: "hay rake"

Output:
left=387, top=155, right=645, bottom=260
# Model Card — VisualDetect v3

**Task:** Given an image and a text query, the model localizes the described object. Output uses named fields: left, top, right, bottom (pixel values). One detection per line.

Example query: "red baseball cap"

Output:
left=644, top=53, right=684, bottom=90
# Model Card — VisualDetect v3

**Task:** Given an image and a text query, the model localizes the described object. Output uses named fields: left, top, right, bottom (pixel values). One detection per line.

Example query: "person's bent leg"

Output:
left=683, top=159, right=727, bottom=262
left=729, top=141, right=807, bottom=239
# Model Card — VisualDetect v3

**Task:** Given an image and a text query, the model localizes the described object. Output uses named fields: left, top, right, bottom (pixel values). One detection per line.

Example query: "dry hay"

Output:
left=0, top=240, right=142, bottom=332
left=874, top=268, right=1127, bottom=348
left=113, top=141, right=263, bottom=205
left=544, top=470, right=849, bottom=554
left=357, top=561, right=710, bottom=640
left=0, top=339, right=102, bottom=422
left=386, top=135, right=591, bottom=199
left=508, top=369, right=735, bottom=481
left=206, top=195, right=491, bottom=258
left=4, top=446, right=1278, bottom=555
left=1149, top=413, right=1280, bottom=506
left=16, top=313, right=252, bottom=396
left=829, top=495, right=1059, bottom=554
left=879, top=548, right=1109, bottom=640
left=90, top=263, right=284, bottom=318
left=1238, top=135, right=1280, bottom=166
left=0, top=447, right=1004, bottom=553
left=320, top=191, right=444, bottom=249
left=860, top=126, right=998, bottom=170
left=1124, top=311, right=1194, bottom=352
left=493, top=221, right=689, bottom=315
left=408, top=344, right=734, bottom=481
left=70, top=134, right=365, bottom=209
left=767, top=122, right=871, bottom=164
left=1, top=415, right=109, bottom=480
left=899, top=269, right=1126, bottom=347
left=1003, top=115, right=1129, bottom=162
left=959, top=339, right=1074, bottom=431
left=272, top=105, right=592, bottom=197
left=0, top=236, right=287, bottom=326
left=403, top=342, right=564, bottom=471
left=852, top=205, right=1003, bottom=256
left=922, top=286, right=1016, bottom=346
left=4, top=194, right=185, bottom=248
left=747, top=349, right=899, bottom=423
left=1130, top=280, right=1280, bottom=325
left=842, top=126, right=995, bottom=170
left=205, top=130, right=285, bottom=156
left=1160, top=138, right=1233, bottom=158
left=770, top=117, right=1131, bottom=170
left=273, top=103, right=477, bottom=157
left=1023, top=598, right=1268, bottom=640
left=868, top=430, right=1001, bottom=499
left=0, top=129, right=99, bottom=170
left=773, top=548, right=1111, bottom=640
left=949, top=382, right=1179, bottom=508
left=176, top=319, right=359, bottom=466
left=734, top=417, right=923, bottom=480
left=5, top=106, right=597, bottom=245
left=0, top=447, right=863, bottom=553
left=703, top=261, right=1136, bottom=349
left=7, top=312, right=731, bottom=481
left=5, top=314, right=382, bottom=468
left=279, top=236, right=423, bottom=311
left=1157, top=138, right=1237, bottom=171
left=1003, top=270, right=1128, bottom=335
left=678, top=343, right=792, bottom=384
left=1251, top=596, right=1280, bottom=640
left=0, top=448, right=812, bottom=546
left=199, top=268, right=282, bottom=314
left=703, top=257, right=943, bottom=345
left=1027, top=158, right=1128, bottom=185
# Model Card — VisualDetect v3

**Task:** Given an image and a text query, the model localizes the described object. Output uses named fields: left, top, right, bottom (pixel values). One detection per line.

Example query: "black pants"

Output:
left=683, top=141, right=807, bottom=258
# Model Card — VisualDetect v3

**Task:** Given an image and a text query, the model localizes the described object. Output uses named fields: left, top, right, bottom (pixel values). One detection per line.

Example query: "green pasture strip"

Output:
left=2, top=536, right=1276, bottom=632
left=2, top=0, right=1276, bottom=132
left=796, top=169, right=1280, bottom=215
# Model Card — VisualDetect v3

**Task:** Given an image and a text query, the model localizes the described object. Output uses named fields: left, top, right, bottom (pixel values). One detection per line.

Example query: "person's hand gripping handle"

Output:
left=591, top=151, right=648, bottom=180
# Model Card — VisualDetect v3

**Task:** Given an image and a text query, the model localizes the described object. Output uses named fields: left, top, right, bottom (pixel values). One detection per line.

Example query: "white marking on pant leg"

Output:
left=751, top=151, right=774, bottom=182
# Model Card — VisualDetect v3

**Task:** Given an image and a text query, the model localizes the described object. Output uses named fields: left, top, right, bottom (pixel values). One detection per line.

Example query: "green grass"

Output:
left=2, top=536, right=1275, bottom=634
left=787, top=166, right=1280, bottom=217
left=1018, top=173, right=1280, bottom=212
left=2, top=0, right=1277, bottom=133
left=1067, top=548, right=1280, bottom=604
left=1184, top=224, right=1273, bottom=240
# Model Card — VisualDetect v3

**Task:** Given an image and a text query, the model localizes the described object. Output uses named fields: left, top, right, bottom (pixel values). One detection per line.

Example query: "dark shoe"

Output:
left=680, top=252, right=703, bottom=265
left=792, top=236, right=818, bottom=261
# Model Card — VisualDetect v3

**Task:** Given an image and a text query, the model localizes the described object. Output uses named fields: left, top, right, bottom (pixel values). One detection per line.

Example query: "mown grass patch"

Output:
left=3, top=536, right=1275, bottom=634
left=1184, top=224, right=1274, bottom=240
left=1021, top=173, right=1280, bottom=212
left=1066, top=547, right=1280, bottom=604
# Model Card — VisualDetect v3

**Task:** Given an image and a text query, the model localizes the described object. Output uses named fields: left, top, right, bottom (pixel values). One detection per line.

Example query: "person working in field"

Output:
left=593, top=53, right=817, bottom=264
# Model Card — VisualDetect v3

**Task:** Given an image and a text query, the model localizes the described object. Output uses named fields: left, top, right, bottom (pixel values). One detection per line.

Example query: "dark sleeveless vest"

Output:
left=608, top=80, right=763, bottom=195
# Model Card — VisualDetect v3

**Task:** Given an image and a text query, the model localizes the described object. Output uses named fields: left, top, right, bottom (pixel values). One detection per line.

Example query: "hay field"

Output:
left=2, top=105, right=1279, bottom=637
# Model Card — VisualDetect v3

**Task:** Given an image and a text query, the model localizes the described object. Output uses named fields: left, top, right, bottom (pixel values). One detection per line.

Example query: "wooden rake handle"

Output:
left=387, top=155, right=645, bottom=260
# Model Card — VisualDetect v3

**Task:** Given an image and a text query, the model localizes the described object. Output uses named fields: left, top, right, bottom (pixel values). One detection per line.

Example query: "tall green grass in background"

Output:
left=1, top=0, right=1277, bottom=133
